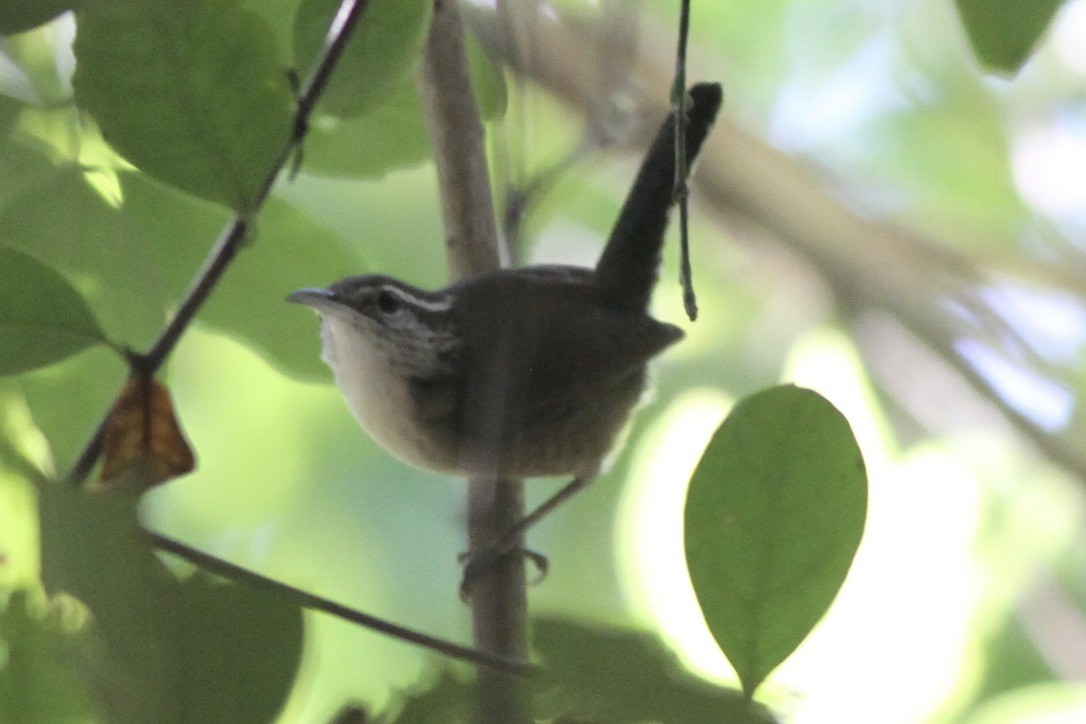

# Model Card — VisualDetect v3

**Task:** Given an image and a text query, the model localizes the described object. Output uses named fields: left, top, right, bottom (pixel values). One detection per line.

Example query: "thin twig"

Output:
left=146, top=531, right=537, bottom=677
left=673, top=0, right=697, bottom=320
left=68, top=0, right=371, bottom=486
left=417, top=1, right=530, bottom=721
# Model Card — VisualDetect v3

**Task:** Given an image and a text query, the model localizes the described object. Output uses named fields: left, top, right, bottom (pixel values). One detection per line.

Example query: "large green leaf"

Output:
left=292, top=0, right=431, bottom=119
left=954, top=0, right=1064, bottom=73
left=72, top=0, right=293, bottom=209
left=38, top=484, right=185, bottom=722
left=0, top=246, right=109, bottom=375
left=684, top=385, right=867, bottom=695
left=178, top=575, right=304, bottom=724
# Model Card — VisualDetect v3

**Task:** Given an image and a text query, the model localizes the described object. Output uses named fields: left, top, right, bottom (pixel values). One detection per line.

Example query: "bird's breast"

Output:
left=320, top=315, right=461, bottom=473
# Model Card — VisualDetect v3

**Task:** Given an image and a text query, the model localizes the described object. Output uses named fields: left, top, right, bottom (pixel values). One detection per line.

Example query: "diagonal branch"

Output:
left=68, top=0, right=372, bottom=486
left=147, top=531, right=537, bottom=676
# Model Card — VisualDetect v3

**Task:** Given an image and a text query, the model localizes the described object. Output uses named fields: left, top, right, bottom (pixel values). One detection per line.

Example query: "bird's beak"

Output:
left=286, top=288, right=338, bottom=311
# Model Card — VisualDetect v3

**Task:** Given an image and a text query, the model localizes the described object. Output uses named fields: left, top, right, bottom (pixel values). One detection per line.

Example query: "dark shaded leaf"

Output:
left=533, top=617, right=776, bottom=723
left=0, top=0, right=73, bottom=35
left=177, top=575, right=304, bottom=724
left=73, top=0, right=293, bottom=209
left=371, top=668, right=472, bottom=723
left=38, top=484, right=184, bottom=722
left=0, top=93, right=22, bottom=140
left=954, top=0, right=1064, bottom=73
left=0, top=246, right=109, bottom=375
left=684, top=385, right=867, bottom=695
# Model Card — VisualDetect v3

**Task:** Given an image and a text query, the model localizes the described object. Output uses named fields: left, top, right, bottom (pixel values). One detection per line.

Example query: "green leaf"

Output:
left=301, top=76, right=431, bottom=178
left=178, top=576, right=304, bottom=724
left=465, top=33, right=507, bottom=123
left=954, top=0, right=1064, bottom=73
left=0, top=93, right=22, bottom=140
left=532, top=617, right=776, bottom=723
left=292, top=0, right=431, bottom=118
left=684, top=385, right=867, bottom=695
left=0, top=0, right=73, bottom=35
left=72, top=0, right=293, bottom=210
left=0, top=246, right=109, bottom=375
left=300, top=35, right=506, bottom=179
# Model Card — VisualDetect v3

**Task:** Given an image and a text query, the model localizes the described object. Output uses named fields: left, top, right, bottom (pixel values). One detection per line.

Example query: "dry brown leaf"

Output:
left=98, top=375, right=195, bottom=492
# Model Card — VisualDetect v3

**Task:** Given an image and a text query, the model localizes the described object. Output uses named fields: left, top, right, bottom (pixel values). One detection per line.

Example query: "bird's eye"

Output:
left=377, top=289, right=400, bottom=314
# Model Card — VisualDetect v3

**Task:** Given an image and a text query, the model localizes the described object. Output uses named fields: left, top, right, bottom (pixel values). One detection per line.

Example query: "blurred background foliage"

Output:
left=3, top=0, right=1086, bottom=721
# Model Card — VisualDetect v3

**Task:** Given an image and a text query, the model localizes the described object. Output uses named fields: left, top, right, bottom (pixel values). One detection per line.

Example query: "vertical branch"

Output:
left=416, top=2, right=530, bottom=722
left=418, top=1, right=503, bottom=277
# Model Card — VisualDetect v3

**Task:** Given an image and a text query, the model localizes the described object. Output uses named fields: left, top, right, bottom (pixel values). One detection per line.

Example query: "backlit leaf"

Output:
left=684, top=385, right=867, bottom=695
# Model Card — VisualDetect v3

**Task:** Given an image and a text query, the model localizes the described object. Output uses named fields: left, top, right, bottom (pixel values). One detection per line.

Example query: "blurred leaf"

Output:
left=954, top=0, right=1063, bottom=73
left=330, top=703, right=371, bottom=723
left=0, top=167, right=176, bottom=348
left=177, top=575, right=304, bottom=724
left=300, top=34, right=505, bottom=178
left=465, top=33, right=507, bottom=122
left=72, top=0, right=293, bottom=209
left=99, top=375, right=196, bottom=491
left=0, top=246, right=109, bottom=375
left=532, top=617, right=775, bottom=723
left=17, top=348, right=127, bottom=472
left=684, top=385, right=867, bottom=695
left=0, top=140, right=57, bottom=212
left=115, top=171, right=361, bottom=378
left=962, top=682, right=1086, bottom=723
left=292, top=0, right=431, bottom=118
left=0, top=0, right=72, bottom=35
left=38, top=484, right=185, bottom=722
left=870, top=94, right=1025, bottom=243
left=0, top=590, right=101, bottom=722
left=0, top=93, right=22, bottom=140
left=301, top=77, right=430, bottom=178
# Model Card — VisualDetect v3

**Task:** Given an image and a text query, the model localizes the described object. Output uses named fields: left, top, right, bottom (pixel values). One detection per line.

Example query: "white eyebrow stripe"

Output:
left=381, top=284, right=452, bottom=312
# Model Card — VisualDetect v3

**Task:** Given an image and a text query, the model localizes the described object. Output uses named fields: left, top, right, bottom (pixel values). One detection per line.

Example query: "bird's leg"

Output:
left=459, top=475, right=593, bottom=599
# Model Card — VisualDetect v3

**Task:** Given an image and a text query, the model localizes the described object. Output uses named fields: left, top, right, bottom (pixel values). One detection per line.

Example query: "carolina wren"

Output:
left=289, top=83, right=721, bottom=562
